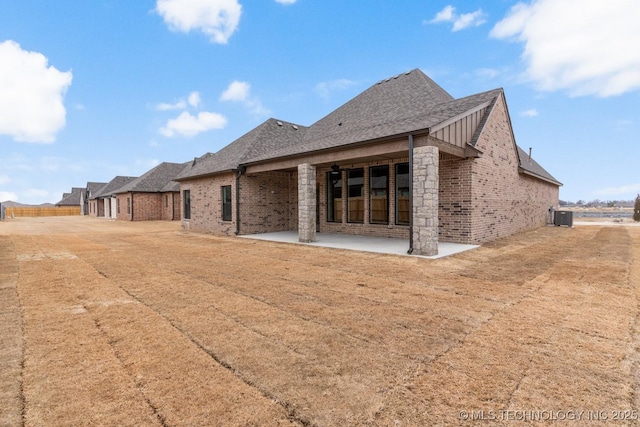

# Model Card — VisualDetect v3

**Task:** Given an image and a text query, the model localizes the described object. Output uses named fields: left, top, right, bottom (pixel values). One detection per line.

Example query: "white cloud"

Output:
left=314, top=79, right=357, bottom=100
left=427, top=5, right=486, bottom=31
left=220, top=81, right=271, bottom=116
left=220, top=81, right=250, bottom=102
left=156, top=91, right=201, bottom=110
left=431, top=5, right=454, bottom=23
left=0, top=40, right=72, bottom=143
left=159, top=111, right=227, bottom=137
left=490, top=0, right=640, bottom=97
left=521, top=109, right=539, bottom=117
left=275, top=0, right=296, bottom=4
left=155, top=0, right=242, bottom=44
left=595, top=183, right=640, bottom=197
left=187, top=91, right=201, bottom=107
left=157, top=100, right=187, bottom=111
left=0, top=191, right=18, bottom=202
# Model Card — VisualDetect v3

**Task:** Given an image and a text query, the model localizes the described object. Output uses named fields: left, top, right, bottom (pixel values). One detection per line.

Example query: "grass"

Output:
left=1, top=217, right=639, bottom=426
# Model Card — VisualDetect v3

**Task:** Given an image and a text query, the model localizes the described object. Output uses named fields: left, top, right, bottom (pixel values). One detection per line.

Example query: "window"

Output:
left=327, top=171, right=342, bottom=222
left=165, top=195, right=169, bottom=208
left=395, top=163, right=410, bottom=225
left=127, top=197, right=131, bottom=215
left=347, top=168, right=364, bottom=223
left=369, top=165, right=389, bottom=224
left=117, top=198, right=120, bottom=214
left=183, top=190, right=191, bottom=220
left=221, top=186, right=232, bottom=221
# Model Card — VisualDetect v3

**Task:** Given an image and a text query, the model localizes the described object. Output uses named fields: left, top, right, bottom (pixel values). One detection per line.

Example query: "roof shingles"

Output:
left=177, top=69, right=559, bottom=186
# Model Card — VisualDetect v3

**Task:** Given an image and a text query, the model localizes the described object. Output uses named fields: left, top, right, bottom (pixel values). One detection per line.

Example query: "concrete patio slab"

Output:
left=239, top=231, right=479, bottom=259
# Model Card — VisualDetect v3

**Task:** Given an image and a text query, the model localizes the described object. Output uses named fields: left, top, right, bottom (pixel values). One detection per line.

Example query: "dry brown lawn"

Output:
left=1, top=217, right=639, bottom=426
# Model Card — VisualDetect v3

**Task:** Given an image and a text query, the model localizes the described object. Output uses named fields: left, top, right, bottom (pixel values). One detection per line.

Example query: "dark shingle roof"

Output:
left=56, top=187, right=84, bottom=206
left=176, top=119, right=306, bottom=180
left=244, top=70, right=500, bottom=163
left=86, top=182, right=107, bottom=197
left=177, top=68, right=558, bottom=187
left=115, top=162, right=188, bottom=194
left=516, top=146, right=562, bottom=186
left=93, top=176, right=138, bottom=199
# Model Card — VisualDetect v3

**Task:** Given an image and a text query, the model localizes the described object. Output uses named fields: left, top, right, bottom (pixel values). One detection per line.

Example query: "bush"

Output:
left=634, top=195, right=640, bottom=222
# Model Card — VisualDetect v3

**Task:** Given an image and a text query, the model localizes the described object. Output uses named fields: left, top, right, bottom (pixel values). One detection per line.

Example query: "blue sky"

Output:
left=1, top=0, right=638, bottom=204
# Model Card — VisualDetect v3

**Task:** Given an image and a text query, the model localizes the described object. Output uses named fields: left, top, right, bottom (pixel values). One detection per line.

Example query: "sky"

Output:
left=1, top=0, right=639, bottom=205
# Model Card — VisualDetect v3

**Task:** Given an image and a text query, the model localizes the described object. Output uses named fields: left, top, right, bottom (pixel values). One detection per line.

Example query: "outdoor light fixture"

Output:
left=331, top=163, right=340, bottom=173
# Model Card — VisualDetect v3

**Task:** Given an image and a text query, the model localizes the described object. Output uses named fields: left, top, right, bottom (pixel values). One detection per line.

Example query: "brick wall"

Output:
left=239, top=171, right=297, bottom=234
left=439, top=155, right=473, bottom=242
left=88, top=200, right=100, bottom=217
left=160, top=192, right=180, bottom=220
left=468, top=95, right=559, bottom=243
left=180, top=173, right=237, bottom=235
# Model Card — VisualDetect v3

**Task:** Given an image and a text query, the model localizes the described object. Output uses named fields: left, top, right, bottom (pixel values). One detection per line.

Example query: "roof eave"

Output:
left=174, top=168, right=239, bottom=182
left=518, top=167, right=563, bottom=186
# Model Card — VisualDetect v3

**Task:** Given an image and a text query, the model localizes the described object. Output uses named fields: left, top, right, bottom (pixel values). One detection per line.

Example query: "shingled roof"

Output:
left=243, top=69, right=473, bottom=163
left=178, top=68, right=559, bottom=186
left=516, top=146, right=562, bottom=185
left=176, top=119, right=306, bottom=180
left=115, top=162, right=188, bottom=194
left=86, top=181, right=107, bottom=197
left=93, top=176, right=138, bottom=199
left=56, top=187, right=84, bottom=206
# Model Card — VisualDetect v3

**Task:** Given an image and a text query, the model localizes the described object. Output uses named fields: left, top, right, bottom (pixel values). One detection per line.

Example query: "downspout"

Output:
left=130, top=193, right=134, bottom=221
left=407, top=135, right=414, bottom=254
left=235, top=166, right=245, bottom=235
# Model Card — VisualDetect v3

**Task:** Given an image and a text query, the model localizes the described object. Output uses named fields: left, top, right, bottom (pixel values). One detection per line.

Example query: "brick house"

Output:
left=88, top=176, right=137, bottom=219
left=175, top=69, right=561, bottom=255
left=55, top=187, right=84, bottom=210
left=80, top=182, right=107, bottom=215
left=113, top=162, right=186, bottom=221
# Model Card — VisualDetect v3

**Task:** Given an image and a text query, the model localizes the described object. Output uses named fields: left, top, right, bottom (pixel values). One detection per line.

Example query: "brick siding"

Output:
left=180, top=174, right=237, bottom=235
left=467, top=95, right=558, bottom=243
left=115, top=192, right=180, bottom=221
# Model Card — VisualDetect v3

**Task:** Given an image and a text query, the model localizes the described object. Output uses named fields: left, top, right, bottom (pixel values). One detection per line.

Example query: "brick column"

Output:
left=298, top=163, right=317, bottom=242
left=412, top=146, right=438, bottom=256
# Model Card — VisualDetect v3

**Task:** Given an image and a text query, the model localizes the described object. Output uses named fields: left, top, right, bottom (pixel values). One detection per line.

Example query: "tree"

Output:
left=634, top=194, right=640, bottom=222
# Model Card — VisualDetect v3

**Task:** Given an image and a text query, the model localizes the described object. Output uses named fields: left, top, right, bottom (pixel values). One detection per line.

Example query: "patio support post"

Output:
left=298, top=163, right=317, bottom=242
left=412, top=146, right=439, bottom=256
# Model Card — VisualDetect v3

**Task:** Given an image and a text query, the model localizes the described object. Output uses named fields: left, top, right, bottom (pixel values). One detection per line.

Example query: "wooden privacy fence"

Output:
left=4, top=207, right=81, bottom=218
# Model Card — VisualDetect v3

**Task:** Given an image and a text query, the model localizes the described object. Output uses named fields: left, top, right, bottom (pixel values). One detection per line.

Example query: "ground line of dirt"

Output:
left=83, top=302, right=168, bottom=427
left=114, top=284, right=311, bottom=427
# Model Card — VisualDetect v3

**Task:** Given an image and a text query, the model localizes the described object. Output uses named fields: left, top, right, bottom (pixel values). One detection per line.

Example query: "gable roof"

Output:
left=177, top=68, right=559, bottom=187
left=243, top=70, right=501, bottom=163
left=56, top=187, right=84, bottom=206
left=86, top=181, right=107, bottom=196
left=115, top=162, right=188, bottom=194
left=93, top=176, right=137, bottom=199
left=516, top=146, right=562, bottom=186
left=176, top=119, right=306, bottom=181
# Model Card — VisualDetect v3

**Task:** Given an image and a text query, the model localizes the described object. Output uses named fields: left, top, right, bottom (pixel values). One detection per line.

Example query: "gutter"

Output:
left=235, top=166, right=246, bottom=235
left=408, top=134, right=414, bottom=254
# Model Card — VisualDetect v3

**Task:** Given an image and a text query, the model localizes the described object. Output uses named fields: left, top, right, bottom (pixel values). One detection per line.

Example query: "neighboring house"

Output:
left=113, top=162, right=186, bottom=221
left=175, top=69, right=561, bottom=256
left=89, top=176, right=137, bottom=219
left=81, top=182, right=107, bottom=215
left=55, top=187, right=84, bottom=210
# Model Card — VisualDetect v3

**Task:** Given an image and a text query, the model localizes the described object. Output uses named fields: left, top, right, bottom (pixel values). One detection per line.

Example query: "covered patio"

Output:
left=239, top=231, right=478, bottom=259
